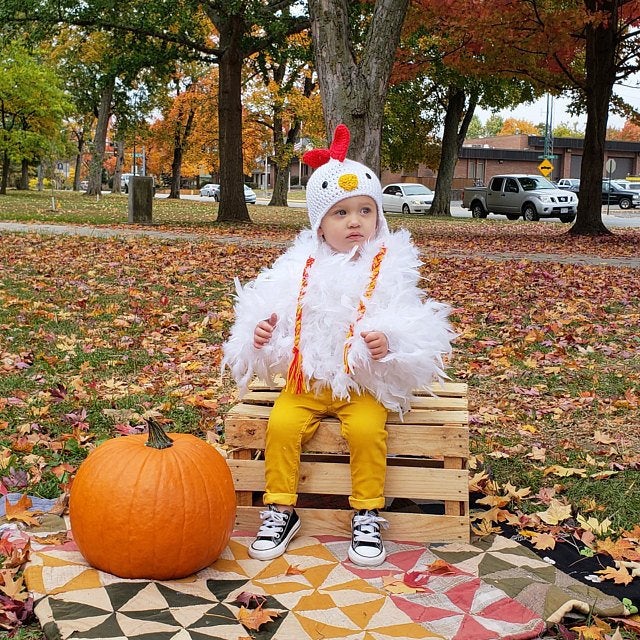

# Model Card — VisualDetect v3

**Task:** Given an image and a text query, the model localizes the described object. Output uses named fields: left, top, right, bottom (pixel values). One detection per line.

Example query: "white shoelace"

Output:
left=352, top=511, right=388, bottom=544
left=257, top=508, right=289, bottom=539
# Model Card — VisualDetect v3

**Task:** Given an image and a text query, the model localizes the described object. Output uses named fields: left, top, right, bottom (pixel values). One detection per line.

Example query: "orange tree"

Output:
left=418, top=0, right=640, bottom=235
left=1, top=0, right=308, bottom=223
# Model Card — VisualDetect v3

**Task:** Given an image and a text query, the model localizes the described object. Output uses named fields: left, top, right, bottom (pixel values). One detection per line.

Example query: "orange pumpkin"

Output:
left=69, top=419, right=237, bottom=580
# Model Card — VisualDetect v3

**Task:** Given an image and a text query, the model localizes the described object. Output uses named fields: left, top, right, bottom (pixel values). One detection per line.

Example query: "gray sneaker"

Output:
left=249, top=505, right=301, bottom=561
left=348, top=509, right=388, bottom=566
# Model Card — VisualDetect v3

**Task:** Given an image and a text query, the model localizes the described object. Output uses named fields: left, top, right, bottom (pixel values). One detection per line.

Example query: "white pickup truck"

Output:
left=462, top=174, right=578, bottom=223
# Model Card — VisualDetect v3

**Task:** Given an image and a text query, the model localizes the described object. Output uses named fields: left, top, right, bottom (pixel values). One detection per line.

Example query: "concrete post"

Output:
left=127, top=176, right=153, bottom=224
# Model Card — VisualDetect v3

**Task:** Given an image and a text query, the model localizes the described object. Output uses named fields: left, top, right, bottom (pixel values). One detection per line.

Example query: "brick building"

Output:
left=381, top=134, right=640, bottom=196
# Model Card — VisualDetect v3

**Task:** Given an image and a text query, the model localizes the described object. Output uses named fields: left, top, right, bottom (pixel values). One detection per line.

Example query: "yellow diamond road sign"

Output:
left=538, top=159, right=554, bottom=176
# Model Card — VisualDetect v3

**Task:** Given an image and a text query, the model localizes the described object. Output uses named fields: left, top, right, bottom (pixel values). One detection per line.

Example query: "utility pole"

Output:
left=543, top=94, right=554, bottom=162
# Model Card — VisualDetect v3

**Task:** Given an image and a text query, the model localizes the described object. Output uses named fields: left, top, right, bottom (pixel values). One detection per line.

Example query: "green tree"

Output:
left=2, top=1, right=308, bottom=222
left=390, top=4, right=539, bottom=216
left=466, top=115, right=484, bottom=139
left=247, top=29, right=319, bottom=206
left=0, top=41, right=71, bottom=194
left=382, top=74, right=441, bottom=172
left=554, top=122, right=584, bottom=138
left=485, top=114, right=505, bottom=137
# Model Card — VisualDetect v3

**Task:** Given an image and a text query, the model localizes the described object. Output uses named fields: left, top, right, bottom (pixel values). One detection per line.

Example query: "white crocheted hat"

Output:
left=303, top=125, right=388, bottom=237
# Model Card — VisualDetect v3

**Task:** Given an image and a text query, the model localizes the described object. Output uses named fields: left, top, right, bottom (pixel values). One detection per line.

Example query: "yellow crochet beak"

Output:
left=338, top=174, right=358, bottom=191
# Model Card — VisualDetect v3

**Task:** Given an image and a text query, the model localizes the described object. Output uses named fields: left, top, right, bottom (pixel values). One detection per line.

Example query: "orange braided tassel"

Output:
left=286, top=346, right=305, bottom=394
left=285, top=256, right=315, bottom=394
left=343, top=246, right=387, bottom=374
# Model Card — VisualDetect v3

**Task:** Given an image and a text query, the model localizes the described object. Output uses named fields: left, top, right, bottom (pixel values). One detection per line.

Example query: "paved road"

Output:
left=177, top=193, right=640, bottom=229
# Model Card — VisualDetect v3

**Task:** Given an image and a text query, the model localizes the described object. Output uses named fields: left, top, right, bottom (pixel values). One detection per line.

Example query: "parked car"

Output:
left=557, top=178, right=580, bottom=193
left=200, top=183, right=220, bottom=199
left=243, top=184, right=257, bottom=204
left=382, top=183, right=434, bottom=214
left=200, top=183, right=256, bottom=203
left=462, top=174, right=578, bottom=223
left=121, top=173, right=155, bottom=194
left=602, top=180, right=640, bottom=209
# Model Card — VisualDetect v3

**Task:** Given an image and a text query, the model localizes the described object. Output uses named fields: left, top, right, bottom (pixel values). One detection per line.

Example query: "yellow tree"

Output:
left=499, top=118, right=542, bottom=136
left=245, top=30, right=322, bottom=206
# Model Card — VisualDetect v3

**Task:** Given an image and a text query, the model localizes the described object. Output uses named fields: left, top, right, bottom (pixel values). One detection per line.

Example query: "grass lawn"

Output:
left=1, top=189, right=640, bottom=639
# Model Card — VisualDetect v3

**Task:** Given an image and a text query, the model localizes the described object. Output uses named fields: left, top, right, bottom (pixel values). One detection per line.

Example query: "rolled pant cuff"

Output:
left=264, top=493, right=297, bottom=506
left=349, top=497, right=385, bottom=511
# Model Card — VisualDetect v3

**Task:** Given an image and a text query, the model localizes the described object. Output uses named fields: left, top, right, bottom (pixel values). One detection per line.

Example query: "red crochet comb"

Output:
left=302, top=124, right=350, bottom=168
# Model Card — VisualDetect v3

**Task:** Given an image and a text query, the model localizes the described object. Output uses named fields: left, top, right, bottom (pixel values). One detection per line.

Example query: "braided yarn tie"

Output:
left=285, top=256, right=316, bottom=394
left=343, top=246, right=387, bottom=374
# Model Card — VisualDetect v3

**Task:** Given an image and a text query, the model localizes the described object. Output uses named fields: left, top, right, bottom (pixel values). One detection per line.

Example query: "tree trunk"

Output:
left=308, top=0, right=409, bottom=173
left=268, top=110, right=290, bottom=207
left=168, top=104, right=195, bottom=199
left=430, top=87, right=477, bottom=216
left=73, top=129, right=86, bottom=191
left=570, top=5, right=616, bottom=236
left=269, top=121, right=301, bottom=207
left=18, top=159, right=29, bottom=190
left=169, top=146, right=184, bottom=199
left=0, top=150, right=9, bottom=195
left=88, top=77, right=115, bottom=197
left=112, top=139, right=124, bottom=194
left=216, top=15, right=251, bottom=222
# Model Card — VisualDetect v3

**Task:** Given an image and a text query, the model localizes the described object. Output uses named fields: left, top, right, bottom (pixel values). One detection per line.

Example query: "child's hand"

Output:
left=254, top=313, right=278, bottom=349
left=361, top=331, right=389, bottom=360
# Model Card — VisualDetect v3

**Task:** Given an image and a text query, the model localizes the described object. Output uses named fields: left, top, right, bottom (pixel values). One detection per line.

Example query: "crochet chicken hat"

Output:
left=302, top=125, right=389, bottom=237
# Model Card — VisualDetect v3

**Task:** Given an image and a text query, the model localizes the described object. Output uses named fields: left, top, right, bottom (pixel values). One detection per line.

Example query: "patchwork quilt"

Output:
left=6, top=504, right=631, bottom=640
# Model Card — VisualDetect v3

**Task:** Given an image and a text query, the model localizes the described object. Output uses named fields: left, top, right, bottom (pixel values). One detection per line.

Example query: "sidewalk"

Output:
left=1, top=220, right=640, bottom=269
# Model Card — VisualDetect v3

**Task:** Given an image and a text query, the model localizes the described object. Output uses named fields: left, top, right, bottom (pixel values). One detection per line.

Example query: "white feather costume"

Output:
left=222, top=227, right=454, bottom=414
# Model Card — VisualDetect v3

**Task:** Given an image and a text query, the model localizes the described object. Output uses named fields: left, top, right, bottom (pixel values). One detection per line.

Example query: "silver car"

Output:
left=199, top=183, right=220, bottom=199
left=243, top=184, right=257, bottom=204
left=382, top=183, right=434, bottom=214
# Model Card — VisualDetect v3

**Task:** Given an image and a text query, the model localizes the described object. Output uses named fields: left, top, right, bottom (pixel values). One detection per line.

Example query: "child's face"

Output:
left=318, top=195, right=378, bottom=253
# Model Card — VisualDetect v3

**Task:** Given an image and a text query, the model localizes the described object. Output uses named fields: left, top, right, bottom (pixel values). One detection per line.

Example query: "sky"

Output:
left=475, top=80, right=639, bottom=131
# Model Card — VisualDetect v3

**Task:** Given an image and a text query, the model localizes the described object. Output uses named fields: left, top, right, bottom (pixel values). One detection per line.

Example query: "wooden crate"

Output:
left=224, top=380, right=470, bottom=543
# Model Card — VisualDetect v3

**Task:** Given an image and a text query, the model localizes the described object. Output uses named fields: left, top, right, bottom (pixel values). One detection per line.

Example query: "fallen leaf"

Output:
left=531, top=532, right=556, bottom=550
left=503, top=482, right=531, bottom=501
left=593, top=430, right=616, bottom=445
left=536, top=498, right=572, bottom=525
left=543, top=464, right=587, bottom=478
left=404, top=570, right=432, bottom=587
left=577, top=514, right=613, bottom=537
left=595, top=565, right=633, bottom=585
left=233, top=592, right=267, bottom=608
left=3, top=494, right=41, bottom=526
left=285, top=564, right=305, bottom=575
left=0, top=570, right=29, bottom=601
left=471, top=520, right=502, bottom=537
left=425, top=559, right=457, bottom=575
left=381, top=574, right=421, bottom=594
left=236, top=605, right=280, bottom=631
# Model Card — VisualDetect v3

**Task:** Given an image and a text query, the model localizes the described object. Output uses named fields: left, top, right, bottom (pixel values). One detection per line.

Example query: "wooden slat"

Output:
left=248, top=378, right=468, bottom=399
left=234, top=506, right=469, bottom=543
left=228, top=459, right=468, bottom=502
left=227, top=402, right=468, bottom=427
left=241, top=390, right=467, bottom=411
left=225, top=418, right=468, bottom=457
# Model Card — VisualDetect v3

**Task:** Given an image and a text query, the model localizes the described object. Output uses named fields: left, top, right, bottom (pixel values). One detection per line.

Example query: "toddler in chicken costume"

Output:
left=223, top=125, right=454, bottom=566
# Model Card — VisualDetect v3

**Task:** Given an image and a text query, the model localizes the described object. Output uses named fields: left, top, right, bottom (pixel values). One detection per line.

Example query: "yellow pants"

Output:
left=264, top=387, right=388, bottom=510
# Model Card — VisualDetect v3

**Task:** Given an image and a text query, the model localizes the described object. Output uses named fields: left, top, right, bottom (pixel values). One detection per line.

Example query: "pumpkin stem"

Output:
left=146, top=418, right=174, bottom=450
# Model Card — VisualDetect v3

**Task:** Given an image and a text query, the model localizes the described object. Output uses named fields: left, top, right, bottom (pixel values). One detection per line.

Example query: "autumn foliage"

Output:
left=1, top=202, right=640, bottom=635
